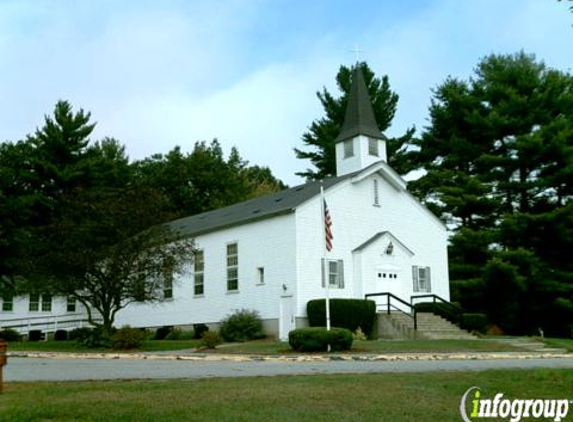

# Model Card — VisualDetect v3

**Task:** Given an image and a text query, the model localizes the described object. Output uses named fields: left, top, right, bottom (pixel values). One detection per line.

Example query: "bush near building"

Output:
left=289, top=327, right=353, bottom=352
left=307, top=299, right=376, bottom=337
left=220, top=309, right=265, bottom=342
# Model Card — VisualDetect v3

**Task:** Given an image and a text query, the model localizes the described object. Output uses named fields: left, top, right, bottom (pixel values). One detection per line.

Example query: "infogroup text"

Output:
left=460, top=387, right=571, bottom=422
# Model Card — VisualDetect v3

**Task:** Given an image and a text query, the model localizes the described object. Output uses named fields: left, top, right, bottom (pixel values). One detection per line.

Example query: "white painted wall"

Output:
left=115, top=213, right=297, bottom=329
left=294, top=169, right=449, bottom=318
left=336, top=135, right=387, bottom=177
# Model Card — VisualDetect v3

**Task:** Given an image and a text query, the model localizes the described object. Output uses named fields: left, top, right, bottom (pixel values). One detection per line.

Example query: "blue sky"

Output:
left=1, top=0, right=571, bottom=185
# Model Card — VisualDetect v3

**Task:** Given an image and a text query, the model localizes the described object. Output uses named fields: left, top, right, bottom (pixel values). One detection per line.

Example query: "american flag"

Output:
left=324, top=199, right=333, bottom=251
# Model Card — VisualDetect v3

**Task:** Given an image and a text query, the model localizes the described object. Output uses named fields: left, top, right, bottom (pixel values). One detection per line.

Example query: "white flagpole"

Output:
left=320, top=184, right=331, bottom=336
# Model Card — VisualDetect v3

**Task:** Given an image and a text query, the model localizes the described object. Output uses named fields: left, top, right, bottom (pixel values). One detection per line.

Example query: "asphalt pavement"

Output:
left=5, top=356, right=573, bottom=382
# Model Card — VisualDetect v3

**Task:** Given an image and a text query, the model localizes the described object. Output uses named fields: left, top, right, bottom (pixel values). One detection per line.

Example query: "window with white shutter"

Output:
left=412, top=266, right=431, bottom=292
left=321, top=259, right=345, bottom=288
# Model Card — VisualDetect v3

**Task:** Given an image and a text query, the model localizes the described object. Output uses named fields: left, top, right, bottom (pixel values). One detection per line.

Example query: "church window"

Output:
left=321, top=259, right=345, bottom=288
left=1, top=294, right=13, bottom=312
left=194, top=250, right=205, bottom=296
left=41, top=294, right=52, bottom=312
left=257, top=267, right=265, bottom=284
left=163, top=276, right=173, bottom=300
left=29, top=293, right=39, bottom=311
left=227, top=243, right=239, bottom=291
left=67, top=296, right=76, bottom=312
left=373, top=179, right=380, bottom=206
left=368, top=138, right=379, bottom=156
left=343, top=139, right=354, bottom=158
left=412, top=266, right=431, bottom=292
left=29, top=293, right=51, bottom=312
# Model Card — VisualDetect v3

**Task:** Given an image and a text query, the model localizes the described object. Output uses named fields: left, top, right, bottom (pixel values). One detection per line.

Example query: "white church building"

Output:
left=0, top=68, right=450, bottom=340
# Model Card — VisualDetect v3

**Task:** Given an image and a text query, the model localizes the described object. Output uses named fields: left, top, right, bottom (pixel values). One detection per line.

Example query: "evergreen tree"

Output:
left=413, top=52, right=573, bottom=335
left=294, top=62, right=414, bottom=180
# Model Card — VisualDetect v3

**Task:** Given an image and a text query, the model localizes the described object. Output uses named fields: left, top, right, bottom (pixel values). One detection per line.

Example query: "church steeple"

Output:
left=336, top=66, right=384, bottom=143
left=335, top=65, right=387, bottom=176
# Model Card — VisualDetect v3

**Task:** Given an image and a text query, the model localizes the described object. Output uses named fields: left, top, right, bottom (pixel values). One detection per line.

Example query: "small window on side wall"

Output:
left=343, top=139, right=354, bottom=158
left=368, top=138, right=379, bottom=156
left=227, top=242, right=239, bottom=291
left=194, top=250, right=205, bottom=296
left=257, top=267, right=265, bottom=284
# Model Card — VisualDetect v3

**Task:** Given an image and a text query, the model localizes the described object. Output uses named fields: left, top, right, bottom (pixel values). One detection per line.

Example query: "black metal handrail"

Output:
left=365, top=292, right=417, bottom=330
left=410, top=294, right=462, bottom=323
left=411, top=294, right=460, bottom=310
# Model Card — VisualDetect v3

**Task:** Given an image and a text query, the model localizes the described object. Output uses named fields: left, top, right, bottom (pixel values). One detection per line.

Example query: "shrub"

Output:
left=193, top=323, right=209, bottom=339
left=54, top=330, right=68, bottom=341
left=28, top=330, right=43, bottom=342
left=307, top=299, right=376, bottom=337
left=165, top=328, right=194, bottom=340
left=0, top=328, right=22, bottom=342
left=69, top=327, right=110, bottom=348
left=154, top=326, right=173, bottom=340
left=201, top=331, right=223, bottom=349
left=219, top=309, right=264, bottom=342
left=460, top=313, right=489, bottom=334
left=289, top=327, right=353, bottom=352
left=353, top=327, right=367, bottom=341
left=69, top=327, right=94, bottom=342
left=414, top=301, right=462, bottom=324
left=111, top=326, right=145, bottom=350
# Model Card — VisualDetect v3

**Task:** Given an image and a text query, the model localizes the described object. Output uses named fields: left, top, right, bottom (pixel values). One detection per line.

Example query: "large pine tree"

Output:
left=412, top=52, right=573, bottom=335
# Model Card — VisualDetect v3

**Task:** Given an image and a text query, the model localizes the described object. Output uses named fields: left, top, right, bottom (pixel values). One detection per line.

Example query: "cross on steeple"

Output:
left=350, top=44, right=364, bottom=62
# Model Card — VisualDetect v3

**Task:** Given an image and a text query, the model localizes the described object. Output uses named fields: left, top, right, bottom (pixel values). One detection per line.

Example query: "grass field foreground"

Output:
left=1, top=370, right=572, bottom=422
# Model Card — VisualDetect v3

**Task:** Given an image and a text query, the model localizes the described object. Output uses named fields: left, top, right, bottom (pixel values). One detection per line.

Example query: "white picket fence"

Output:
left=0, top=313, right=102, bottom=336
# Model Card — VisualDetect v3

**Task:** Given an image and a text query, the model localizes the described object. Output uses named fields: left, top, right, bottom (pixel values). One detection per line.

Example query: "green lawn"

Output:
left=542, top=337, right=573, bottom=352
left=4, top=340, right=522, bottom=355
left=210, top=338, right=523, bottom=354
left=1, top=370, right=572, bottom=422
left=5, top=339, right=201, bottom=353
left=5, top=338, right=524, bottom=355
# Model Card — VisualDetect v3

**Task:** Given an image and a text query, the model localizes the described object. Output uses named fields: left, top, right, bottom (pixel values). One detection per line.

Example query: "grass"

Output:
left=1, top=370, right=572, bottom=422
left=5, top=339, right=202, bottom=353
left=5, top=338, right=524, bottom=355
left=542, top=337, right=573, bottom=352
left=210, top=338, right=523, bottom=354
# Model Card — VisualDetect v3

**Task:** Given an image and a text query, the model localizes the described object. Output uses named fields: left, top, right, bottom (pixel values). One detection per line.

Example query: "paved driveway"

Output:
left=6, top=357, right=573, bottom=382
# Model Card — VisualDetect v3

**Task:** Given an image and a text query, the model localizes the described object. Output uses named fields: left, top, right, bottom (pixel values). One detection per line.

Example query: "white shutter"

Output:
left=338, top=260, right=345, bottom=288
left=412, top=266, right=419, bottom=292
left=321, top=258, right=325, bottom=287
left=426, top=267, right=431, bottom=292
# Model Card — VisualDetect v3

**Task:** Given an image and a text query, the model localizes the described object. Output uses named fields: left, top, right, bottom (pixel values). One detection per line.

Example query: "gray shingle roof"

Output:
left=335, top=66, right=385, bottom=143
left=169, top=172, right=356, bottom=238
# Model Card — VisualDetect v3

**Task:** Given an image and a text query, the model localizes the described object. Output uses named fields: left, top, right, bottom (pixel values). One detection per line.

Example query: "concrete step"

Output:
left=377, top=312, right=477, bottom=340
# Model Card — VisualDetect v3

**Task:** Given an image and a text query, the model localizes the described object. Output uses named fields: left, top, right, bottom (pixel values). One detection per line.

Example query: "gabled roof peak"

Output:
left=335, top=65, right=384, bottom=143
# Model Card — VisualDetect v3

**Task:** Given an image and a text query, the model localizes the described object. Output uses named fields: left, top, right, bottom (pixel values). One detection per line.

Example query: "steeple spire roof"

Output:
left=335, top=65, right=384, bottom=143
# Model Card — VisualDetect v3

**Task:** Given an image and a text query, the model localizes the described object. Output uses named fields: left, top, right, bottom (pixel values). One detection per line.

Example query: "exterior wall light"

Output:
left=385, top=241, right=394, bottom=255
